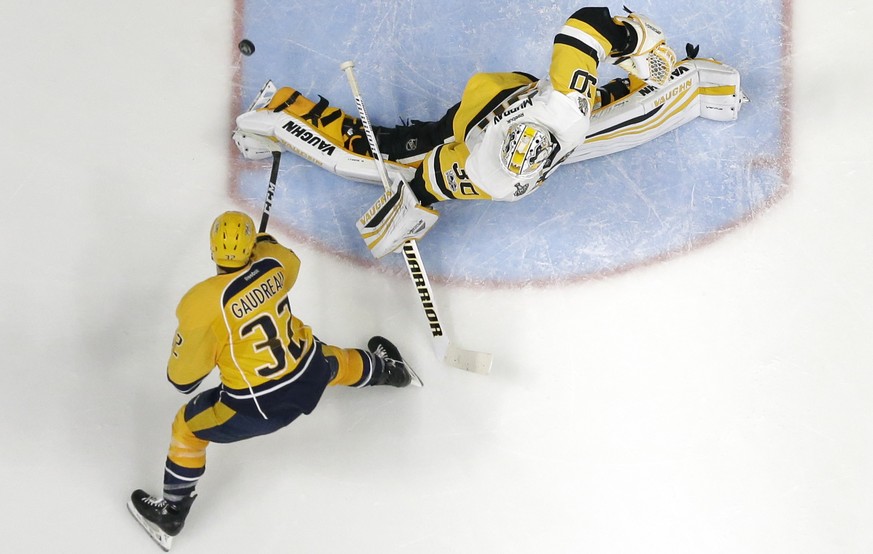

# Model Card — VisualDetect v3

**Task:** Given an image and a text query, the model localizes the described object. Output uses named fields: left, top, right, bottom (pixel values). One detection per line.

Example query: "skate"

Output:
left=244, top=79, right=278, bottom=112
left=127, top=489, right=195, bottom=552
left=368, top=336, right=423, bottom=387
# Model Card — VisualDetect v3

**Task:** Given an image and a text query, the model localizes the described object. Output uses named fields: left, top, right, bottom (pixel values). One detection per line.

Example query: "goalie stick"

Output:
left=340, top=61, right=493, bottom=375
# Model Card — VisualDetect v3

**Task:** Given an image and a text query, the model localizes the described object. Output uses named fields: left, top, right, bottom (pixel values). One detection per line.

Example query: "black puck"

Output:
left=238, top=39, right=255, bottom=56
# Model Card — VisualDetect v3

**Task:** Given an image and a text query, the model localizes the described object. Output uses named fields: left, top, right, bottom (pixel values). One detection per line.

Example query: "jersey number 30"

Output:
left=569, top=69, right=597, bottom=97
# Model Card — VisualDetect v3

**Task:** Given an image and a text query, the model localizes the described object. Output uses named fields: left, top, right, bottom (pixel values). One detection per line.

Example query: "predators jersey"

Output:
left=167, top=235, right=316, bottom=416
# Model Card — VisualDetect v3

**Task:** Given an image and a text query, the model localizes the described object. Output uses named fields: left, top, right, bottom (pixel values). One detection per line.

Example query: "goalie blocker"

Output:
left=357, top=177, right=439, bottom=258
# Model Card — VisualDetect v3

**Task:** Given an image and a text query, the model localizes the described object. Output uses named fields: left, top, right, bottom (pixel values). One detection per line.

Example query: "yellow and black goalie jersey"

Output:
left=167, top=235, right=315, bottom=403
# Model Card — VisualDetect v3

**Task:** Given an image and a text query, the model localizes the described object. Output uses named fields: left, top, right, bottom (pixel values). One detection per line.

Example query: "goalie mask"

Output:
left=499, top=122, right=554, bottom=177
left=210, top=211, right=256, bottom=268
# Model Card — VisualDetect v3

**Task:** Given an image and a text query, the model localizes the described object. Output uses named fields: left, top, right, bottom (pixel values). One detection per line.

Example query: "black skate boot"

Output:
left=368, top=336, right=422, bottom=387
left=127, top=489, right=196, bottom=551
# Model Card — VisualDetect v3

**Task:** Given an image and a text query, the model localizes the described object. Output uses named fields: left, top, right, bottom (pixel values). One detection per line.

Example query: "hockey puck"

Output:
left=238, top=39, right=255, bottom=56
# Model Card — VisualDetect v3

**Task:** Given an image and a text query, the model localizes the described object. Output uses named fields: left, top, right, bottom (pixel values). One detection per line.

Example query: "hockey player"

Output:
left=233, top=6, right=747, bottom=258
left=128, top=211, right=421, bottom=551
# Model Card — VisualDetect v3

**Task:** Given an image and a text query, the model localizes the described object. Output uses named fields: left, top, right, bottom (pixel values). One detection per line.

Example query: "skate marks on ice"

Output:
left=231, top=0, right=789, bottom=286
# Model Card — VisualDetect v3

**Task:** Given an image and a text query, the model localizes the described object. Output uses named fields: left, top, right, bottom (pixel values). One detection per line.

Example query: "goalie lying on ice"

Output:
left=233, top=6, right=748, bottom=258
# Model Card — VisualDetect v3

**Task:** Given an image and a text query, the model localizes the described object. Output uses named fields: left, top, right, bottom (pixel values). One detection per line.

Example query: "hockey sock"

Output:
left=163, top=458, right=203, bottom=503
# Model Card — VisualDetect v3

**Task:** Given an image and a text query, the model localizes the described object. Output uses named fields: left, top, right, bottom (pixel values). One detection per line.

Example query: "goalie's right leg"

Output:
left=235, top=86, right=374, bottom=156
left=234, top=85, right=401, bottom=184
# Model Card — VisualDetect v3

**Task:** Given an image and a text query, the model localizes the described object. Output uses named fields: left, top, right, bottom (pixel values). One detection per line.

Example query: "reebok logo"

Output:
left=493, top=98, right=533, bottom=125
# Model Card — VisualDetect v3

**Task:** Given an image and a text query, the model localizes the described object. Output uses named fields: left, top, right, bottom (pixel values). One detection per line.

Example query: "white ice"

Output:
left=2, top=2, right=872, bottom=553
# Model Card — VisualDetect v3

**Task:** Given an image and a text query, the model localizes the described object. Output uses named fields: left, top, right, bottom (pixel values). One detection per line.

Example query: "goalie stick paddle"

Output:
left=258, top=150, right=282, bottom=233
left=340, top=60, right=493, bottom=375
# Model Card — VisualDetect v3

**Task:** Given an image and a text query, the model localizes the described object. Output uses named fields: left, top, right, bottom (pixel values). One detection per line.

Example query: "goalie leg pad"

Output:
left=688, top=59, right=748, bottom=121
left=234, top=87, right=417, bottom=185
left=357, top=179, right=440, bottom=258
left=232, top=129, right=281, bottom=160
left=236, top=86, right=371, bottom=155
left=266, top=87, right=373, bottom=156
left=567, top=58, right=745, bottom=164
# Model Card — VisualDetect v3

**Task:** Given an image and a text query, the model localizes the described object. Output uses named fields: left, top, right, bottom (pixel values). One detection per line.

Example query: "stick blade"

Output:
left=432, top=335, right=492, bottom=374
left=444, top=343, right=493, bottom=375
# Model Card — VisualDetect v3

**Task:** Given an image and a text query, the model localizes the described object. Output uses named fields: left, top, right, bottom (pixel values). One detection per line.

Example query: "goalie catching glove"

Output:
left=357, top=177, right=439, bottom=258
left=613, top=11, right=676, bottom=87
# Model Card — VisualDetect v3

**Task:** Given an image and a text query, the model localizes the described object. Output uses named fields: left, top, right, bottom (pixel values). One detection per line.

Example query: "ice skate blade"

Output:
left=127, top=500, right=174, bottom=552
left=407, top=364, right=424, bottom=387
left=246, top=80, right=277, bottom=112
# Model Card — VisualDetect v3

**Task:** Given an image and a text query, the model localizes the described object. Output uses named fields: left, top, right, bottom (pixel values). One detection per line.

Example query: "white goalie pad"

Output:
left=234, top=83, right=415, bottom=185
left=232, top=129, right=282, bottom=160
left=567, top=58, right=748, bottom=164
left=357, top=179, right=440, bottom=258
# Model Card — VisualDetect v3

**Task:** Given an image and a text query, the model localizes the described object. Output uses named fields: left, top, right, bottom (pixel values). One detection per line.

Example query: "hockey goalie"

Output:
left=233, top=6, right=748, bottom=258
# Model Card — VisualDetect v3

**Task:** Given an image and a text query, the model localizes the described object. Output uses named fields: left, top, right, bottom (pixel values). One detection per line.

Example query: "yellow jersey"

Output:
left=166, top=235, right=316, bottom=410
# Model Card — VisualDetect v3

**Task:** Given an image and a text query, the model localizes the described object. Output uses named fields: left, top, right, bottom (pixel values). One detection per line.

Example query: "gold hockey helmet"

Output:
left=499, top=122, right=554, bottom=177
left=210, top=211, right=256, bottom=268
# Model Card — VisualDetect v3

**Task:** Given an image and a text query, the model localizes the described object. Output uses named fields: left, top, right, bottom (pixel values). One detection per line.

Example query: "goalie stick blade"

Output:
left=127, top=500, right=173, bottom=552
left=444, top=342, right=493, bottom=375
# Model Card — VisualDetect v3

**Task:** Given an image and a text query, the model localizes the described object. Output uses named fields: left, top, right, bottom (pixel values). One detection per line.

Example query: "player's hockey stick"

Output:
left=258, top=150, right=282, bottom=233
left=340, top=61, right=492, bottom=375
